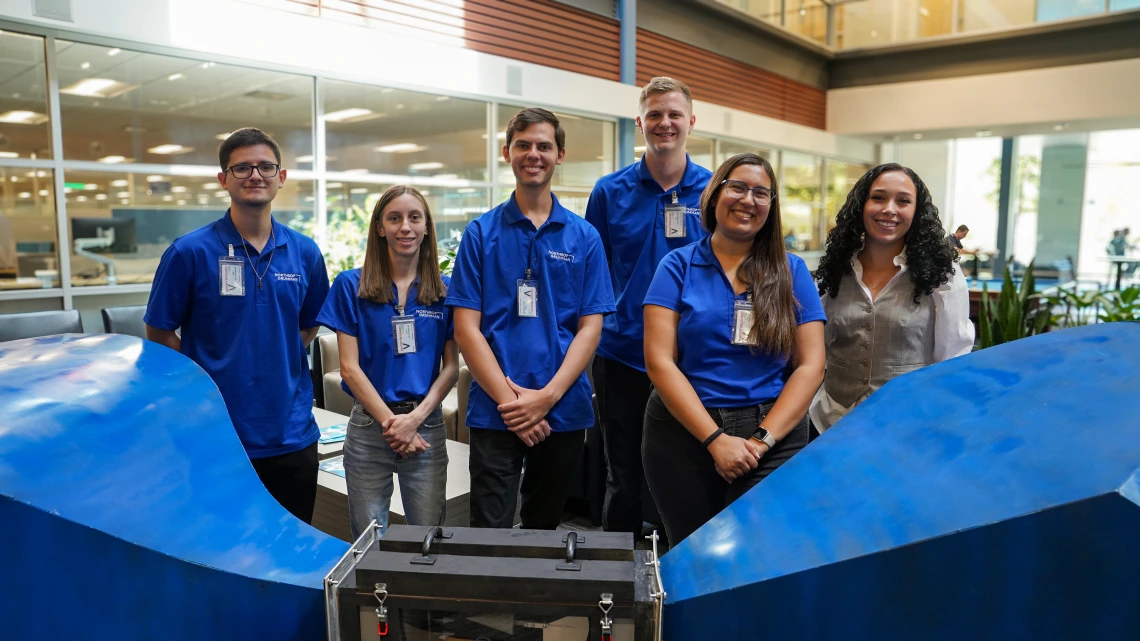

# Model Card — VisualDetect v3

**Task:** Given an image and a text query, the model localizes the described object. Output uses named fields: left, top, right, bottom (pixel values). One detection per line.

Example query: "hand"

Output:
left=396, top=433, right=430, bottom=458
left=708, top=435, right=760, bottom=483
left=498, top=377, right=556, bottom=431
left=382, top=411, right=428, bottom=453
left=514, top=419, right=553, bottom=447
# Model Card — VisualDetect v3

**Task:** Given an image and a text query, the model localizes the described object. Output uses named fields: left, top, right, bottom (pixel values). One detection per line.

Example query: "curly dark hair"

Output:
left=815, top=163, right=958, bottom=304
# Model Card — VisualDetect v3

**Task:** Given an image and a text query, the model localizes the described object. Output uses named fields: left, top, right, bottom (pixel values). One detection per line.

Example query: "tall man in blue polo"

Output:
left=144, top=127, right=330, bottom=524
left=448, top=108, right=615, bottom=530
left=585, top=77, right=713, bottom=536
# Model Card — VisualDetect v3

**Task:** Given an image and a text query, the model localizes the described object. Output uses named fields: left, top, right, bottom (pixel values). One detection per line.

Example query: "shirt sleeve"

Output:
left=791, top=258, right=827, bottom=325
left=643, top=250, right=686, bottom=312
left=143, top=243, right=191, bottom=331
left=932, top=264, right=975, bottom=361
left=300, top=245, right=331, bottom=329
left=316, top=272, right=359, bottom=337
left=584, top=185, right=612, bottom=265
left=445, top=222, right=484, bottom=311
left=579, top=228, right=617, bottom=317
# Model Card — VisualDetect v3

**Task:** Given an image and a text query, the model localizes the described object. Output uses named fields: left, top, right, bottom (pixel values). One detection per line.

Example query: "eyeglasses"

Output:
left=226, top=163, right=280, bottom=179
left=721, top=179, right=776, bottom=205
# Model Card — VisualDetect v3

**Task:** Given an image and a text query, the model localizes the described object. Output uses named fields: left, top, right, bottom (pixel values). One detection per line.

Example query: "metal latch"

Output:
left=599, top=592, right=614, bottom=641
left=373, top=583, right=389, bottom=637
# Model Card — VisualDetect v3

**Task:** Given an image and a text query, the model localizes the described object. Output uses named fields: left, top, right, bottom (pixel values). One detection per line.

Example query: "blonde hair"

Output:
left=638, top=77, right=693, bottom=109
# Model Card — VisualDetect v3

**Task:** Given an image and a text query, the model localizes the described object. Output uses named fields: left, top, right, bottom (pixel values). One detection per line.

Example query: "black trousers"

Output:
left=251, top=442, right=319, bottom=524
left=642, top=390, right=808, bottom=546
left=468, top=428, right=586, bottom=530
left=594, top=356, right=655, bottom=535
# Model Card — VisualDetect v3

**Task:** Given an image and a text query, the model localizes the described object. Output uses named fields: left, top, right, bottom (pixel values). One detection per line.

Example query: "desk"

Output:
left=312, top=438, right=471, bottom=542
left=0, top=277, right=49, bottom=291
left=313, top=407, right=347, bottom=461
left=1105, top=255, right=1138, bottom=290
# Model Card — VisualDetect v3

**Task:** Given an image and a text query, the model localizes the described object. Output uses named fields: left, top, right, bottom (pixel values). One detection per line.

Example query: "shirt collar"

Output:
left=216, top=209, right=289, bottom=255
left=635, top=154, right=705, bottom=191
left=502, top=191, right=570, bottom=228
left=850, top=247, right=909, bottom=277
left=691, top=236, right=717, bottom=266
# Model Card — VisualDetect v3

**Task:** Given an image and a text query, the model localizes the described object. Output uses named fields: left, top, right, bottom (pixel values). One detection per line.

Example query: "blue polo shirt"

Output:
left=586, top=155, right=712, bottom=371
left=316, top=269, right=453, bottom=403
left=643, top=237, right=825, bottom=408
left=447, top=193, right=616, bottom=431
left=144, top=211, right=330, bottom=459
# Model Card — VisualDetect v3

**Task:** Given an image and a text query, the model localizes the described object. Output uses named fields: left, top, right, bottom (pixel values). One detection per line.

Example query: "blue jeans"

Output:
left=343, top=402, right=448, bottom=539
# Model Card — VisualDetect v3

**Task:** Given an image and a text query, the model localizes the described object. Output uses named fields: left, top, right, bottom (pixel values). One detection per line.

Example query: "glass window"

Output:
left=685, top=135, right=715, bottom=172
left=498, top=105, right=615, bottom=214
left=324, top=80, right=488, bottom=181
left=1079, top=129, right=1140, bottom=283
left=717, top=139, right=774, bottom=168
left=314, top=182, right=489, bottom=280
left=947, top=137, right=1002, bottom=262
left=825, top=160, right=869, bottom=233
left=54, top=40, right=313, bottom=167
left=780, top=151, right=824, bottom=251
left=63, top=170, right=314, bottom=287
left=713, top=0, right=783, bottom=24
left=784, top=0, right=830, bottom=44
left=0, top=32, right=52, bottom=160
left=959, top=0, right=1034, bottom=33
left=0, top=168, right=57, bottom=289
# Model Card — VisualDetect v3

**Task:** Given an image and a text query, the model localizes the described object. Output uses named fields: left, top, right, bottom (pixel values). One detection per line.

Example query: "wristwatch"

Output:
left=751, top=425, right=777, bottom=450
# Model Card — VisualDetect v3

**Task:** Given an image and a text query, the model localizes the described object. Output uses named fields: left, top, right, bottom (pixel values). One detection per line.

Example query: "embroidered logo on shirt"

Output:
left=416, top=309, right=444, bottom=320
left=686, top=206, right=701, bottom=216
left=547, top=250, right=576, bottom=263
left=275, top=273, right=302, bottom=282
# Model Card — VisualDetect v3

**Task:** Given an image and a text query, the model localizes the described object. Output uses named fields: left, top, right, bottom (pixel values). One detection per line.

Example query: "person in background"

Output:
left=448, top=108, right=615, bottom=530
left=642, top=152, right=826, bottom=545
left=948, top=224, right=974, bottom=255
left=585, top=76, right=712, bottom=537
left=316, top=185, right=457, bottom=539
left=145, top=128, right=330, bottom=524
left=811, top=163, right=973, bottom=437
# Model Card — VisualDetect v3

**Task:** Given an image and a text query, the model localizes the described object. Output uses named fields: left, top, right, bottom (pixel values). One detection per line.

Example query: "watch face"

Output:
left=753, top=426, right=770, bottom=440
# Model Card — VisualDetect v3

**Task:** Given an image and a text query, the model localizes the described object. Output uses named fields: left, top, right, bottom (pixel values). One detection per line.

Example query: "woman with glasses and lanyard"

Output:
left=810, top=163, right=972, bottom=437
left=642, top=153, right=826, bottom=545
left=316, top=185, right=458, bottom=538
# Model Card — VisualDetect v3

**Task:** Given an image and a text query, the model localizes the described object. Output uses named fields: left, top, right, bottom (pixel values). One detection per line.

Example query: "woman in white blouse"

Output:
left=810, top=163, right=974, bottom=434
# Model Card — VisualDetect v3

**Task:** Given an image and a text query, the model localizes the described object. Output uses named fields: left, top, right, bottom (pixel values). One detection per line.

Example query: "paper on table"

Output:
left=318, top=423, right=347, bottom=444
left=318, top=455, right=345, bottom=478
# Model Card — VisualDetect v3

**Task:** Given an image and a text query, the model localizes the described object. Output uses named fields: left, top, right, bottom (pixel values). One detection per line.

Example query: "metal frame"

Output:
left=324, top=521, right=381, bottom=641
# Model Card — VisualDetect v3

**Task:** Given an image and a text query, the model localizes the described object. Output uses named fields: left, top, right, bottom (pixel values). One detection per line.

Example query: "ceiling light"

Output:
left=200, top=62, right=215, bottom=69
left=913, top=133, right=923, bottom=140
left=919, top=6, right=930, bottom=17
left=634, top=145, right=646, bottom=152
left=84, top=183, right=98, bottom=190
left=117, top=191, right=130, bottom=198
left=60, top=78, right=138, bottom=98
left=172, top=186, right=188, bottom=193
left=147, top=175, right=165, bottom=182
left=295, top=155, right=313, bottom=163
left=39, top=189, right=49, bottom=196
left=148, top=144, right=193, bottom=155
left=162, top=195, right=173, bottom=201
left=457, top=188, right=476, bottom=194
left=76, top=195, right=87, bottom=201
left=1054, top=123, right=1068, bottom=131
left=214, top=190, right=228, bottom=197
left=322, top=108, right=374, bottom=123
left=215, top=132, right=233, bottom=141
left=95, top=194, right=107, bottom=200
left=433, top=173, right=458, bottom=180
left=436, top=96, right=449, bottom=101
left=0, top=151, right=17, bottom=158
left=121, top=199, right=130, bottom=204
left=97, top=155, right=127, bottom=163
left=799, top=8, right=806, bottom=16
left=18, top=192, right=30, bottom=198
left=376, top=143, right=428, bottom=153
left=107, top=48, right=121, bottom=56
left=110, top=179, right=128, bottom=187
left=167, top=73, right=184, bottom=81
left=176, top=199, right=187, bottom=205
left=123, top=126, right=147, bottom=133
left=327, top=182, right=343, bottom=188
left=10, top=176, right=18, bottom=181
left=420, top=191, right=431, bottom=196
left=410, top=162, right=444, bottom=171
left=976, top=130, right=992, bottom=137
left=0, top=110, right=49, bottom=125
left=349, top=188, right=370, bottom=194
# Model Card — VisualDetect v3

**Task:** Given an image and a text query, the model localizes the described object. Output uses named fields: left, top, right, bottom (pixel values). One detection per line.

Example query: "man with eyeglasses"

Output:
left=585, top=77, right=712, bottom=538
left=145, top=127, right=330, bottom=525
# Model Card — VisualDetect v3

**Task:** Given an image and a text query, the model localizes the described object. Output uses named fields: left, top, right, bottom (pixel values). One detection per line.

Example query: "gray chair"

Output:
left=101, top=305, right=148, bottom=338
left=0, top=310, right=83, bottom=342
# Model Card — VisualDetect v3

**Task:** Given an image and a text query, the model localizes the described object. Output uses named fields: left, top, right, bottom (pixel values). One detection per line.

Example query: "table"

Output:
left=311, top=432, right=472, bottom=542
left=1105, top=255, right=1138, bottom=290
left=313, top=407, right=348, bottom=461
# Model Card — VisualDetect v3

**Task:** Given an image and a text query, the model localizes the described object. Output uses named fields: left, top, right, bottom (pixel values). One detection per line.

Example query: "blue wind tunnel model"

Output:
left=660, top=322, right=1140, bottom=640
left=0, top=334, right=348, bottom=641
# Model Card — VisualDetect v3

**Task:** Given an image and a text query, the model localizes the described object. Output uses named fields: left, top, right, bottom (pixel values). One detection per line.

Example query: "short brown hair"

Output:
left=504, top=108, right=565, bottom=152
left=639, top=77, right=693, bottom=109
left=219, top=127, right=281, bottom=171
left=956, top=224, right=970, bottom=233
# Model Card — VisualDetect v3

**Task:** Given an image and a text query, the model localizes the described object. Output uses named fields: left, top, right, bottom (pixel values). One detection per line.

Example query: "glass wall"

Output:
left=780, top=151, right=824, bottom=251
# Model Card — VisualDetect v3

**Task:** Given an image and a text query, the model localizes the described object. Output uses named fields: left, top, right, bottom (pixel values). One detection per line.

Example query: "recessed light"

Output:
left=327, top=182, right=343, bottom=188
left=148, top=144, right=193, bottom=155
left=436, top=96, right=450, bottom=101
left=410, top=162, right=444, bottom=171
left=634, top=145, right=647, bottom=152
left=84, top=184, right=98, bottom=190
left=60, top=78, right=137, bottom=98
left=117, top=191, right=130, bottom=198
left=215, top=132, right=233, bottom=141
left=121, top=199, right=130, bottom=204
left=176, top=199, right=187, bottom=205
left=913, top=133, right=923, bottom=140
left=76, top=195, right=88, bottom=202
left=110, top=180, right=129, bottom=187
left=107, top=48, right=122, bottom=56
left=172, top=186, right=188, bottom=193
left=295, top=155, right=313, bottom=163
left=80, top=62, right=90, bottom=70
left=167, top=73, right=184, bottom=81
left=322, top=108, right=376, bottom=123
left=97, top=155, right=127, bottom=163
left=349, top=188, right=370, bottom=194
left=39, top=189, right=49, bottom=196
left=433, top=174, right=458, bottom=180
left=1053, top=123, right=1068, bottom=131
left=376, top=143, right=427, bottom=153
left=343, top=168, right=369, bottom=174
left=0, top=110, right=49, bottom=125
left=976, top=130, right=992, bottom=137
left=147, top=175, right=166, bottom=182
left=200, top=62, right=215, bottom=69
left=214, top=191, right=228, bottom=197
left=95, top=194, right=107, bottom=200
left=0, top=151, right=17, bottom=158
left=17, top=192, right=30, bottom=198
left=162, top=195, right=173, bottom=201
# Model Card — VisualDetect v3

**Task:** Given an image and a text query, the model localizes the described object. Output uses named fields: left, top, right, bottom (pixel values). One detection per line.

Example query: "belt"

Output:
left=387, top=400, right=419, bottom=415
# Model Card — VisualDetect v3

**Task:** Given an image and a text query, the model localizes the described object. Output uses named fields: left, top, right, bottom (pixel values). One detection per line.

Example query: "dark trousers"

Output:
left=469, top=428, right=586, bottom=530
left=594, top=357, right=654, bottom=535
left=250, top=442, right=319, bottom=524
left=642, top=390, right=808, bottom=546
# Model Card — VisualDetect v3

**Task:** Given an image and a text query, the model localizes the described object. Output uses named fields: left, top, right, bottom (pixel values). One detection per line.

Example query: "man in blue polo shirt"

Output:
left=144, top=127, right=330, bottom=524
left=448, top=108, right=615, bottom=530
left=585, top=77, right=713, bottom=536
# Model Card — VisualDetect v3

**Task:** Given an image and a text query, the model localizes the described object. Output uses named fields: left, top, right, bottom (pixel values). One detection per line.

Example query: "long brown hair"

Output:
left=357, top=185, right=446, bottom=305
left=700, top=153, right=798, bottom=357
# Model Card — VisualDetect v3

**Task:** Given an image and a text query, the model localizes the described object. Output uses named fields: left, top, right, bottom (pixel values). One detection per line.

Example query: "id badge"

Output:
left=392, top=315, right=417, bottom=354
left=218, top=256, right=245, bottom=297
left=731, top=299, right=756, bottom=346
left=517, top=279, right=538, bottom=318
left=664, top=203, right=687, bottom=238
